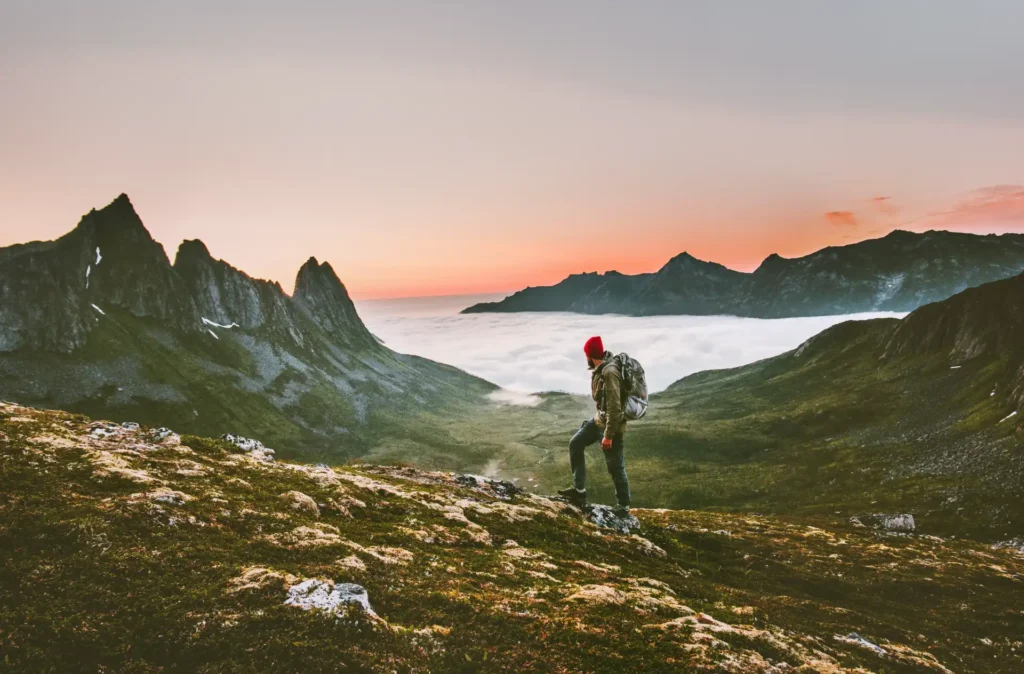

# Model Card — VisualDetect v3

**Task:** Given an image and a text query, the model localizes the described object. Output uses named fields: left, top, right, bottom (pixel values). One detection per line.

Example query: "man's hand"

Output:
left=601, top=437, right=613, bottom=451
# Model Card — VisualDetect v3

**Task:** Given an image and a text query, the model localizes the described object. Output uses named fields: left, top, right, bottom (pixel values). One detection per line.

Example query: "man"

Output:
left=558, top=336, right=631, bottom=515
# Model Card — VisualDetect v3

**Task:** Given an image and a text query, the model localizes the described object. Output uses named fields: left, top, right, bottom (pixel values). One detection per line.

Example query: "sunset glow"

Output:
left=3, top=2, right=1023, bottom=300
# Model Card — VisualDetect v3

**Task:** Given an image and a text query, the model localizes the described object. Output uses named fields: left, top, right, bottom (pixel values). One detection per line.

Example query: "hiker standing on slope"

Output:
left=558, top=336, right=633, bottom=516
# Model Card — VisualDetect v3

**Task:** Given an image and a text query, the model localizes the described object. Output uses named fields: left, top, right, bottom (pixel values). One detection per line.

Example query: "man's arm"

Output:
left=602, top=366, right=624, bottom=439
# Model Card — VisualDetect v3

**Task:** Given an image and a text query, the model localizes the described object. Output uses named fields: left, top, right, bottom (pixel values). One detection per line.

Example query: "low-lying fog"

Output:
left=357, top=294, right=903, bottom=397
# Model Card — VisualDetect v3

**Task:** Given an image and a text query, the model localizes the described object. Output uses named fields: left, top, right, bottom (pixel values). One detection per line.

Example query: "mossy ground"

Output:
left=2, top=403, right=1022, bottom=673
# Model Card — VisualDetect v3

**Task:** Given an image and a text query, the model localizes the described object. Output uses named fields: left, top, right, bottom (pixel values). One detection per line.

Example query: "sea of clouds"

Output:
left=357, top=294, right=903, bottom=397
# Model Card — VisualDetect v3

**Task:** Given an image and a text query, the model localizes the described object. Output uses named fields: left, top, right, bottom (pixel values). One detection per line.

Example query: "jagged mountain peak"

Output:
left=294, top=256, right=351, bottom=297
left=175, top=238, right=213, bottom=262
left=293, top=257, right=374, bottom=347
left=75, top=193, right=152, bottom=241
left=657, top=250, right=740, bottom=278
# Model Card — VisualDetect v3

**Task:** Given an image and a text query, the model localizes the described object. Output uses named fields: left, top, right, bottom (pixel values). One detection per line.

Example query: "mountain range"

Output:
left=2, top=194, right=1023, bottom=541
left=462, top=230, right=1024, bottom=317
left=0, top=194, right=495, bottom=462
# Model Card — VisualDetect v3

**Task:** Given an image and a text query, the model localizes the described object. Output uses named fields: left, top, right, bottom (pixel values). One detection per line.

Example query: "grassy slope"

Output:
left=2, top=403, right=1022, bottom=673
left=1, top=307, right=497, bottom=466
left=439, top=319, right=1024, bottom=541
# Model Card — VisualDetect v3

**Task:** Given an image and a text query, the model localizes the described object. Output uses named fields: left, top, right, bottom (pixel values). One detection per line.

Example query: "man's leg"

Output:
left=569, top=420, right=601, bottom=492
left=604, top=434, right=631, bottom=507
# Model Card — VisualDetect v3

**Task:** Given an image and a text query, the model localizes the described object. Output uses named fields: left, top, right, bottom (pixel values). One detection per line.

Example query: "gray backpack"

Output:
left=613, top=353, right=649, bottom=420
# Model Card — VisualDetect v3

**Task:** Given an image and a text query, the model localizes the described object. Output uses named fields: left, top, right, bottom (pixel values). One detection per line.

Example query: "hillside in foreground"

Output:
left=2, top=402, right=1022, bottom=673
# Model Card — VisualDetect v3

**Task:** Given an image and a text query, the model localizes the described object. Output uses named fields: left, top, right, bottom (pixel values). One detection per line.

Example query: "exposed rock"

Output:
left=584, top=504, right=641, bottom=534
left=629, top=534, right=667, bottom=558
left=292, top=258, right=376, bottom=348
left=280, top=490, right=319, bottom=517
left=222, top=434, right=275, bottom=462
left=284, top=579, right=375, bottom=616
left=228, top=567, right=298, bottom=593
left=834, top=632, right=887, bottom=656
left=881, top=514, right=916, bottom=532
left=337, top=555, right=367, bottom=571
left=145, top=488, right=192, bottom=505
left=453, top=473, right=524, bottom=500
left=265, top=524, right=342, bottom=548
left=564, top=584, right=626, bottom=605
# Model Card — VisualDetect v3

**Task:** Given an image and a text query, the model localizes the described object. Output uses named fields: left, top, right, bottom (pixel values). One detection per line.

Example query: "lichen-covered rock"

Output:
left=280, top=490, right=319, bottom=517
left=284, top=579, right=375, bottom=616
left=228, top=567, right=298, bottom=593
left=882, top=514, right=916, bottom=532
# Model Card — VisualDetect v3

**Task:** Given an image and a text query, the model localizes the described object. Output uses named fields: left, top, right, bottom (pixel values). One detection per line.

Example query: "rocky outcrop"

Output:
left=292, top=258, right=375, bottom=348
left=883, top=270, right=1024, bottom=362
left=0, top=194, right=201, bottom=352
left=174, top=239, right=306, bottom=344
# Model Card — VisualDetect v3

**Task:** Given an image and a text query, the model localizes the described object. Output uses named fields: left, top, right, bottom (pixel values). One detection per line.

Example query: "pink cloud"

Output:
left=921, top=185, right=1024, bottom=232
left=825, top=211, right=858, bottom=227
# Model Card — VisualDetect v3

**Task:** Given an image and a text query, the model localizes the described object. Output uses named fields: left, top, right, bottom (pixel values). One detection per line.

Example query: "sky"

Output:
left=2, top=1, right=1024, bottom=299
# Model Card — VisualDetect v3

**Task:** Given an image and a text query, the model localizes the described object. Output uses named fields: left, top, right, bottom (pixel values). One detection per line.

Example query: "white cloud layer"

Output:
left=357, top=295, right=903, bottom=396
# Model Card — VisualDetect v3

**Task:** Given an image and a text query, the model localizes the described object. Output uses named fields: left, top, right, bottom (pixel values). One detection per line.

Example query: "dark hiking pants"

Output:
left=569, top=419, right=631, bottom=507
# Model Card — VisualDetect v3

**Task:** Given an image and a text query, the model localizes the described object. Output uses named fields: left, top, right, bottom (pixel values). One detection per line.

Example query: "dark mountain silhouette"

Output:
left=464, top=230, right=1024, bottom=317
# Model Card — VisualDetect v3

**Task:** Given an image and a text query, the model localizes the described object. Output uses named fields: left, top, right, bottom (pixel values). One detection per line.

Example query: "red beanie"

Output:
left=584, top=336, right=604, bottom=359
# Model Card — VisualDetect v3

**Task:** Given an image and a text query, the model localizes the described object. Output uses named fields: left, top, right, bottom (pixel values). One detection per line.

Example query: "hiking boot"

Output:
left=557, top=487, right=587, bottom=506
left=612, top=504, right=631, bottom=517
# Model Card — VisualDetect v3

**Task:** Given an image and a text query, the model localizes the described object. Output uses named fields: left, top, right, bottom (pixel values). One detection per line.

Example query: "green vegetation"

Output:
left=2, top=403, right=1022, bottom=672
left=439, top=319, right=1024, bottom=541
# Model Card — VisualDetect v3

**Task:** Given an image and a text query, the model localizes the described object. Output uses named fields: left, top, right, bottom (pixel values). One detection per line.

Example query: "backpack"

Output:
left=612, top=352, right=649, bottom=421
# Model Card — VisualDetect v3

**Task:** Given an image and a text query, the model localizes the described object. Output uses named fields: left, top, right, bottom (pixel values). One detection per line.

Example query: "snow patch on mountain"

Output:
left=202, top=317, right=240, bottom=329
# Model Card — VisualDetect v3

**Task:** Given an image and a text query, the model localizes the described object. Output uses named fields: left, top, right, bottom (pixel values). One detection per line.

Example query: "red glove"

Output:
left=601, top=437, right=613, bottom=451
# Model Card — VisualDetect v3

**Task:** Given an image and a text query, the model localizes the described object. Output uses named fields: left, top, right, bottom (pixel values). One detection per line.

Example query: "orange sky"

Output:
left=2, top=4, right=1024, bottom=299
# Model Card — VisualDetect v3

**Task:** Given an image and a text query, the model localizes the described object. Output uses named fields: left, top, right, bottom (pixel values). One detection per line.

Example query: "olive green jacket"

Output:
left=591, top=351, right=626, bottom=438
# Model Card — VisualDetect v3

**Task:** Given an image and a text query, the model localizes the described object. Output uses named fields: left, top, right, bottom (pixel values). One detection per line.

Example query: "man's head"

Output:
left=584, top=335, right=604, bottom=370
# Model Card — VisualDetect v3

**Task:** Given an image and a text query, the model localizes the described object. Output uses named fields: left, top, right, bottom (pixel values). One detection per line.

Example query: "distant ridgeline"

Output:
left=463, top=231, right=1024, bottom=317
left=0, top=194, right=495, bottom=458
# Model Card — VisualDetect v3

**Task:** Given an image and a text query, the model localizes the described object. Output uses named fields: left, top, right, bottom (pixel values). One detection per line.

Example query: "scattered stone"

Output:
left=835, top=632, right=887, bottom=656
left=280, top=490, right=320, bottom=517
left=584, top=504, right=641, bottom=534
left=152, top=427, right=179, bottom=444
left=88, top=450, right=158, bottom=484
left=629, top=535, right=667, bottom=558
left=573, top=560, right=621, bottom=575
left=453, top=473, right=524, bottom=500
left=146, top=487, right=192, bottom=505
left=993, top=538, right=1024, bottom=554
left=265, top=524, right=342, bottom=548
left=564, top=584, right=627, bottom=605
left=881, top=514, right=916, bottom=532
left=228, top=567, right=298, bottom=593
left=121, top=422, right=140, bottom=431
left=222, top=434, right=276, bottom=461
left=88, top=423, right=125, bottom=440
left=337, top=555, right=367, bottom=571
left=285, top=579, right=375, bottom=616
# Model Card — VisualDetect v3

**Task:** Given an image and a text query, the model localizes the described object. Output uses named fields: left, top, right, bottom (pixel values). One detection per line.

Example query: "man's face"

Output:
left=587, top=356, right=596, bottom=370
